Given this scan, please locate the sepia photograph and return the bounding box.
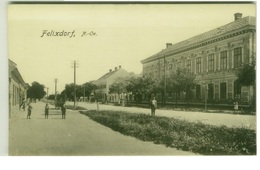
[7,1,256,157]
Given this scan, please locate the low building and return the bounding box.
[141,13,256,106]
[93,66,129,103]
[9,59,28,118]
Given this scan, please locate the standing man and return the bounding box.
[45,103,49,119]
[61,103,66,119]
[150,97,157,116]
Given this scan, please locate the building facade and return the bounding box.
[141,13,256,105]
[9,59,28,118]
[93,66,130,103]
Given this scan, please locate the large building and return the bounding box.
[9,59,28,118]
[141,13,256,106]
[93,65,130,103]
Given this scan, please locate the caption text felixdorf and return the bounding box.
[40,30,97,38]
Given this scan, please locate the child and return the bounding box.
[27,103,33,119]
[45,103,49,119]
[150,97,157,116]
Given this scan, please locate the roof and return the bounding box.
[93,68,128,84]
[141,16,256,63]
[9,59,27,87]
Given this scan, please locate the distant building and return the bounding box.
[141,13,256,106]
[93,66,129,103]
[9,59,28,118]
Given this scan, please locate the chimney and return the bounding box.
[234,13,242,21]
[115,67,118,70]
[109,69,112,72]
[119,65,121,69]
[166,43,172,48]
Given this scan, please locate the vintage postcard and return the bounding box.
[7,2,256,157]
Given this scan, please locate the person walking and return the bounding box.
[45,103,49,119]
[61,103,66,119]
[27,103,33,119]
[150,97,157,116]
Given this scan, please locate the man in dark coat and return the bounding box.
[61,103,66,119]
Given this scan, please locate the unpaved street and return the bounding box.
[9,102,196,156]
[73,101,256,130]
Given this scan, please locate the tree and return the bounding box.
[108,75,157,103]
[61,82,97,102]
[82,81,97,100]
[62,83,81,101]
[27,81,46,101]
[167,68,196,107]
[236,54,256,109]
[127,76,157,102]
[236,55,256,87]
[109,76,133,103]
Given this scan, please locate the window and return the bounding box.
[234,79,241,99]
[234,47,242,68]
[196,84,201,99]
[220,82,227,99]
[186,60,191,71]
[169,64,173,70]
[196,57,201,73]
[177,62,182,68]
[208,54,214,71]
[208,83,214,100]
[220,51,227,70]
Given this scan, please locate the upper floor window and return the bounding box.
[169,64,173,70]
[196,57,201,73]
[177,62,182,68]
[220,51,227,70]
[234,47,242,68]
[208,54,214,72]
[186,60,191,71]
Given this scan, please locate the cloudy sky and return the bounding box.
[8,3,255,94]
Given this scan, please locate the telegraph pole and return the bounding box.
[163,54,166,107]
[54,78,58,101]
[71,61,79,109]
[205,84,208,111]
[47,87,49,98]
[83,84,85,102]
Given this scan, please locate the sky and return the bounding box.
[8,3,256,95]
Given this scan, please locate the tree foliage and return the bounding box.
[27,81,46,100]
[236,55,256,87]
[82,81,97,98]
[61,82,97,101]
[167,68,196,100]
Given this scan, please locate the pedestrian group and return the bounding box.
[24,102,66,119]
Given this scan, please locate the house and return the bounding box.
[93,66,129,103]
[9,59,28,118]
[141,13,256,106]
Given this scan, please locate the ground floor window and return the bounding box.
[220,82,227,99]
[208,83,214,100]
[234,79,242,100]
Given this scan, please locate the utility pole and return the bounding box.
[83,84,85,102]
[47,87,49,99]
[205,84,208,111]
[71,61,79,109]
[54,79,58,101]
[163,54,166,107]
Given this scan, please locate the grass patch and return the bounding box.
[80,110,256,155]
